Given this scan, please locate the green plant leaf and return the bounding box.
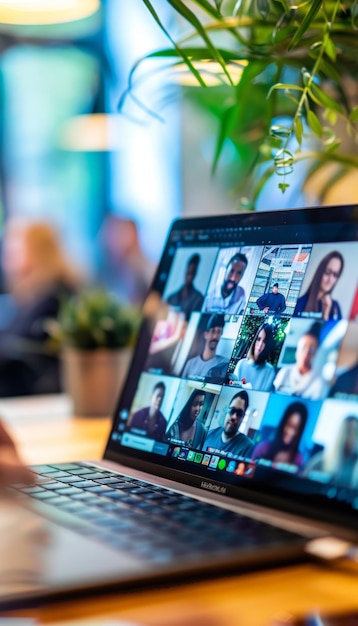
[212,104,237,174]
[288,0,323,50]
[184,0,222,19]
[307,110,323,137]
[273,7,296,40]
[270,125,291,139]
[325,36,337,62]
[257,0,270,20]
[310,83,344,113]
[278,182,290,192]
[267,83,304,99]
[141,0,207,87]
[167,0,234,85]
[318,58,341,84]
[294,116,303,145]
[350,105,358,122]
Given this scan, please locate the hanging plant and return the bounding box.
[120,0,358,209]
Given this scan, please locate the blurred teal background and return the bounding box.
[0,0,182,302]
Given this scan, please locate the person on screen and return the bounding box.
[166,389,207,448]
[273,322,327,400]
[329,361,358,397]
[181,314,229,382]
[256,283,286,315]
[233,323,276,392]
[204,252,248,315]
[166,254,204,321]
[146,310,187,374]
[203,391,254,458]
[304,415,358,488]
[128,382,167,441]
[293,251,344,320]
[252,401,307,469]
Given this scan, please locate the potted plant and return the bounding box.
[123,0,358,209]
[48,289,139,417]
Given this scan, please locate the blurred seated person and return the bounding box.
[0,218,82,397]
[98,215,155,306]
[166,254,204,321]
[304,415,358,488]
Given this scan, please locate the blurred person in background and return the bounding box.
[97,215,156,306]
[0,218,82,397]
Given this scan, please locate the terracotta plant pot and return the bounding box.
[61,347,132,417]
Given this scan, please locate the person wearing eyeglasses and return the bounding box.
[293,251,344,321]
[203,391,253,457]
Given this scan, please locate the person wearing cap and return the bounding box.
[273,322,328,400]
[181,314,229,382]
[204,253,248,315]
[256,283,286,314]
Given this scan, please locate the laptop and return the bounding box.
[3,204,358,609]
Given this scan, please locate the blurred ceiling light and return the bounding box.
[59,114,125,151]
[0,0,100,25]
[172,60,248,87]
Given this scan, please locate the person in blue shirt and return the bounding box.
[256,283,286,315]
[203,390,254,458]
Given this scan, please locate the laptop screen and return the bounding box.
[107,205,358,526]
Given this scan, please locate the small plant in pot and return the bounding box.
[48,289,139,417]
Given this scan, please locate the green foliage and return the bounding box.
[123,0,358,206]
[47,290,139,351]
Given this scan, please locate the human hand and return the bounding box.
[0,419,33,488]
[320,294,332,320]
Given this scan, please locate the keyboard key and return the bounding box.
[33,466,304,565]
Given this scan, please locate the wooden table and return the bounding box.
[1,395,358,626]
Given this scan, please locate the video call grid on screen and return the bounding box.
[112,210,358,505]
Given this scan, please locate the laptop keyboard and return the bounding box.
[13,463,304,564]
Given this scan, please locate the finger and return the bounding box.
[0,448,34,487]
[0,419,18,450]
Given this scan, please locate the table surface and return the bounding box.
[1,394,358,626]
